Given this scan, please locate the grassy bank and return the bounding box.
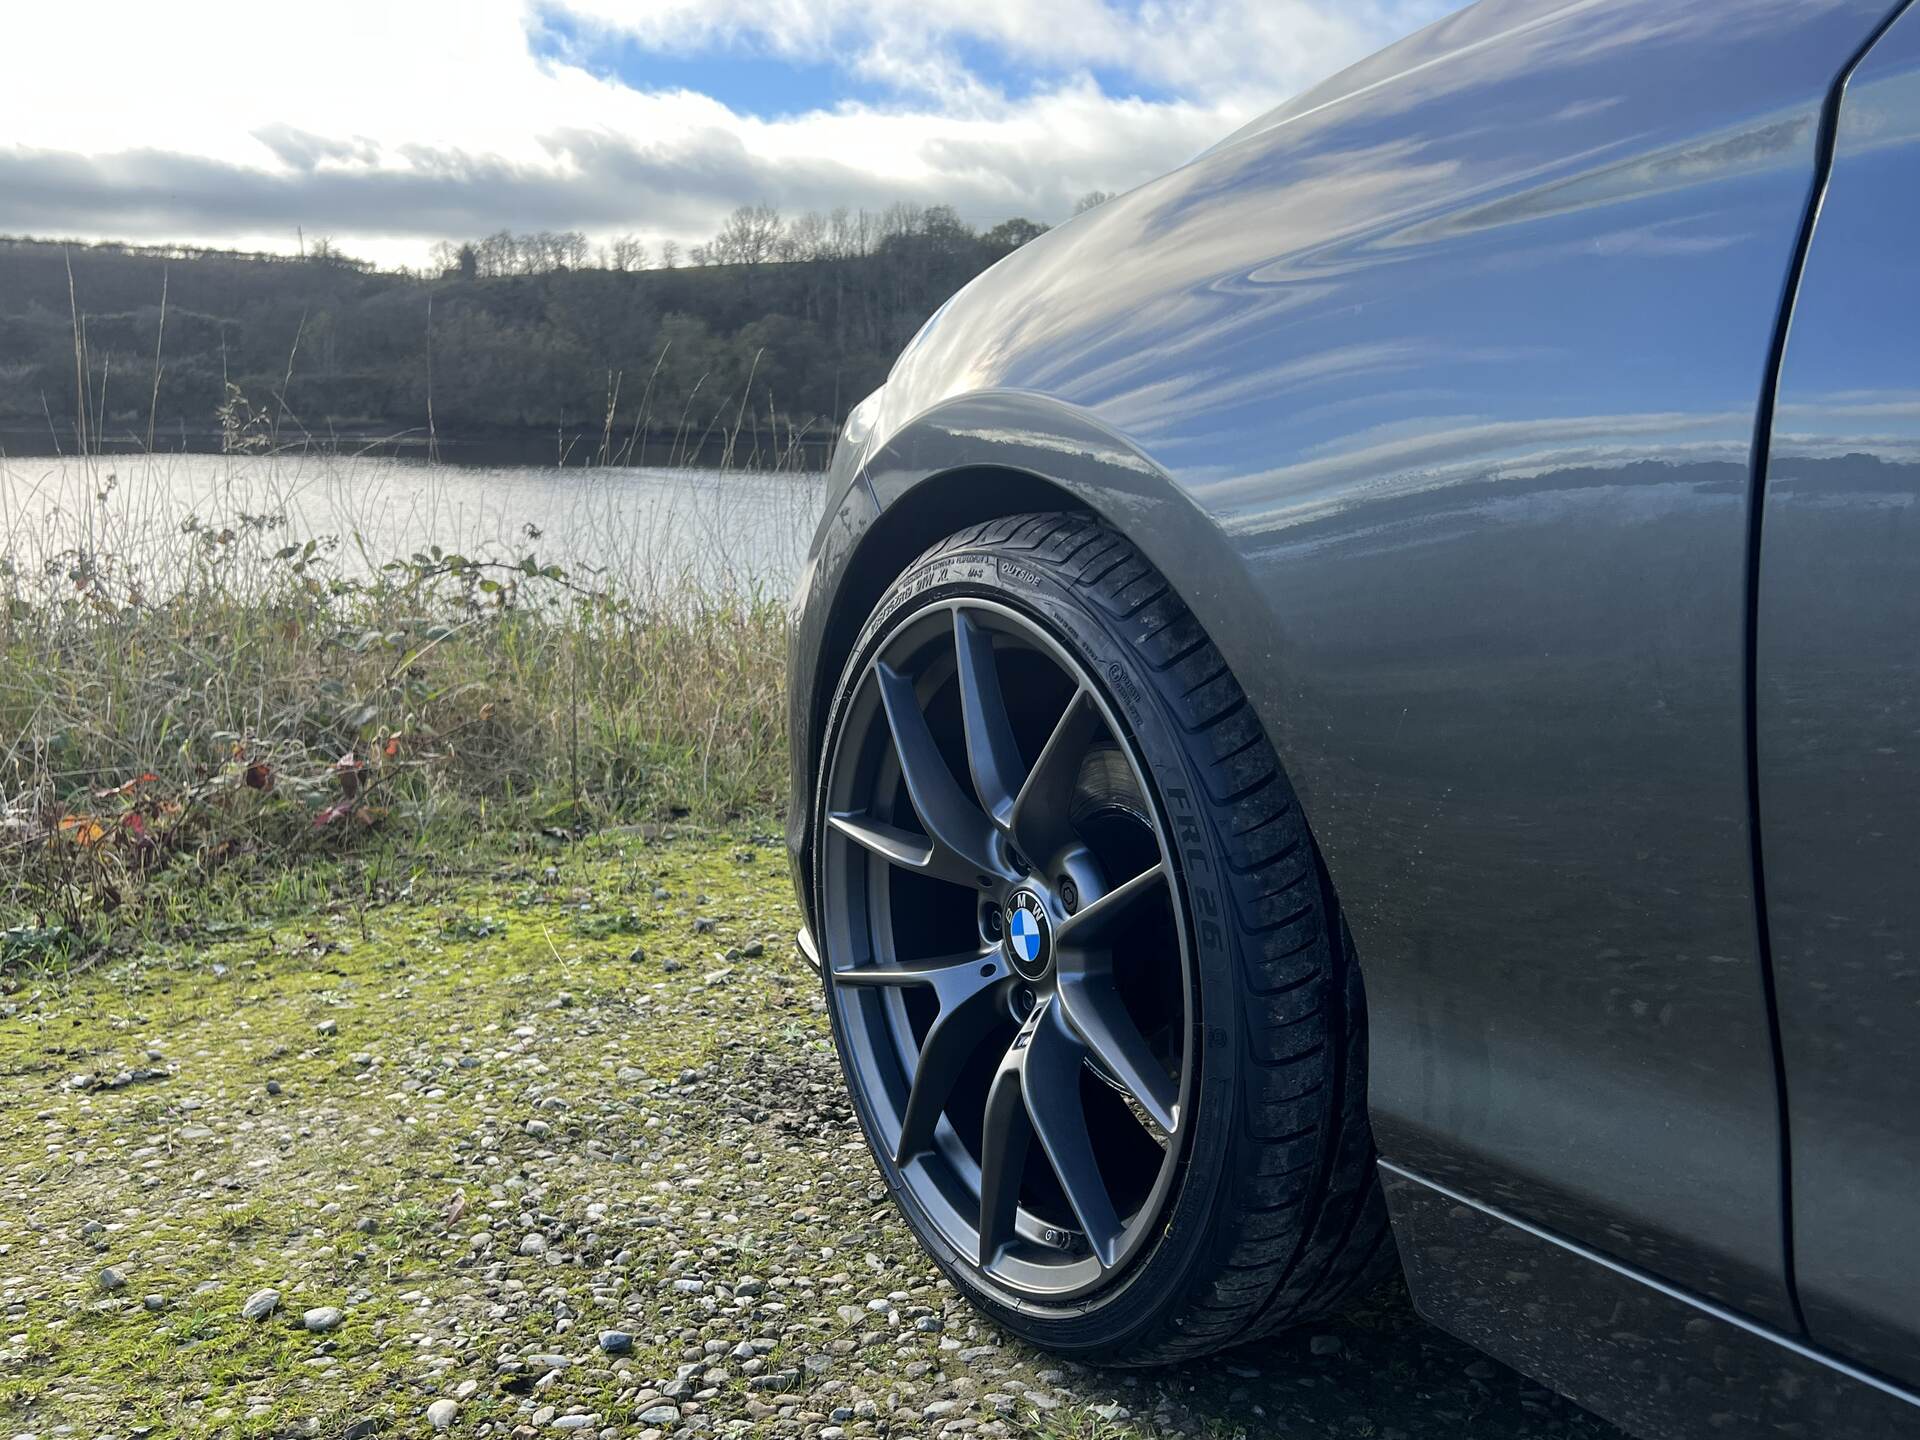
[0,453,792,962]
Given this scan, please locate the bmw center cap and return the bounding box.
[1005,890,1053,978]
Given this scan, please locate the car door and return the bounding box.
[1757,0,1920,1389]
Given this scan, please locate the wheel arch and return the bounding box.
[799,389,1322,939]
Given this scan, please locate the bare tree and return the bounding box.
[605,234,649,272]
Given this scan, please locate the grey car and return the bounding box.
[784,1,1920,1436]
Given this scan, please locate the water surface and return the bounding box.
[0,452,823,596]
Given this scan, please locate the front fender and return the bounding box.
[784,390,1292,948]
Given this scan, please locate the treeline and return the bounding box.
[0,200,1070,463]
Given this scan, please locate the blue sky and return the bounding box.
[0,0,1456,267]
[528,8,1185,119]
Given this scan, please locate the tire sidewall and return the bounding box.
[812,534,1246,1353]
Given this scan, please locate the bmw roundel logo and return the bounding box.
[1004,889,1052,978]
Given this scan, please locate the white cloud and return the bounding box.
[0,0,1453,268]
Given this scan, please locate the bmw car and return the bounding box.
[785,1,1920,1436]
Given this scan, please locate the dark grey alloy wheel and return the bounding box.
[811,513,1397,1362]
[822,594,1191,1298]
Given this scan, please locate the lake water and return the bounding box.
[0,452,825,597]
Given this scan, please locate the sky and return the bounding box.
[0,0,1457,270]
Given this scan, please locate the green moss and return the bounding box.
[0,827,813,1439]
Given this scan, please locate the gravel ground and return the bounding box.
[0,830,1627,1440]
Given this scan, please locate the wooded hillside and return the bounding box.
[0,204,1054,458]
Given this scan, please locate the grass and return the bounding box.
[0,442,799,962]
[0,828,818,1439]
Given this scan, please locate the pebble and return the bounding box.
[426,1398,459,1430]
[598,1330,633,1355]
[303,1306,345,1333]
[97,1267,127,1292]
[240,1288,280,1321]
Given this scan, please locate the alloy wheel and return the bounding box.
[819,598,1194,1300]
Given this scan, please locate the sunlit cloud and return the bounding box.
[0,0,1454,268]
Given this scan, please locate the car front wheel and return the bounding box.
[811,511,1395,1362]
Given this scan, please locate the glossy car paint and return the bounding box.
[784,0,1920,1431]
[1381,1166,1920,1438]
[1757,2,1920,1390]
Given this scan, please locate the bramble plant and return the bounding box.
[0,459,791,966]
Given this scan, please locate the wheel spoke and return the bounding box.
[977,1038,1032,1267]
[1008,688,1103,865]
[830,948,1001,994]
[1022,1000,1125,1269]
[896,979,1004,1164]
[952,608,1027,827]
[875,660,1007,885]
[1056,974,1178,1137]
[1055,861,1169,952]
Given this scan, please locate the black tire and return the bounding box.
[812,511,1398,1362]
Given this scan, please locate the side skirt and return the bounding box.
[1380,1162,1920,1440]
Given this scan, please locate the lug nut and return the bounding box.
[1059,878,1079,914]
[981,904,1004,941]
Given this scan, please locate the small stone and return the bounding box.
[692,917,717,934]
[241,1288,281,1321]
[598,1331,633,1355]
[265,1079,282,1096]
[143,1294,166,1311]
[525,1119,552,1139]
[303,1307,345,1333]
[519,1234,548,1256]
[426,1398,459,1430]
[97,1267,127,1292]
[626,944,646,963]
[742,941,765,958]
[637,1406,678,1426]
[316,1019,338,1037]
